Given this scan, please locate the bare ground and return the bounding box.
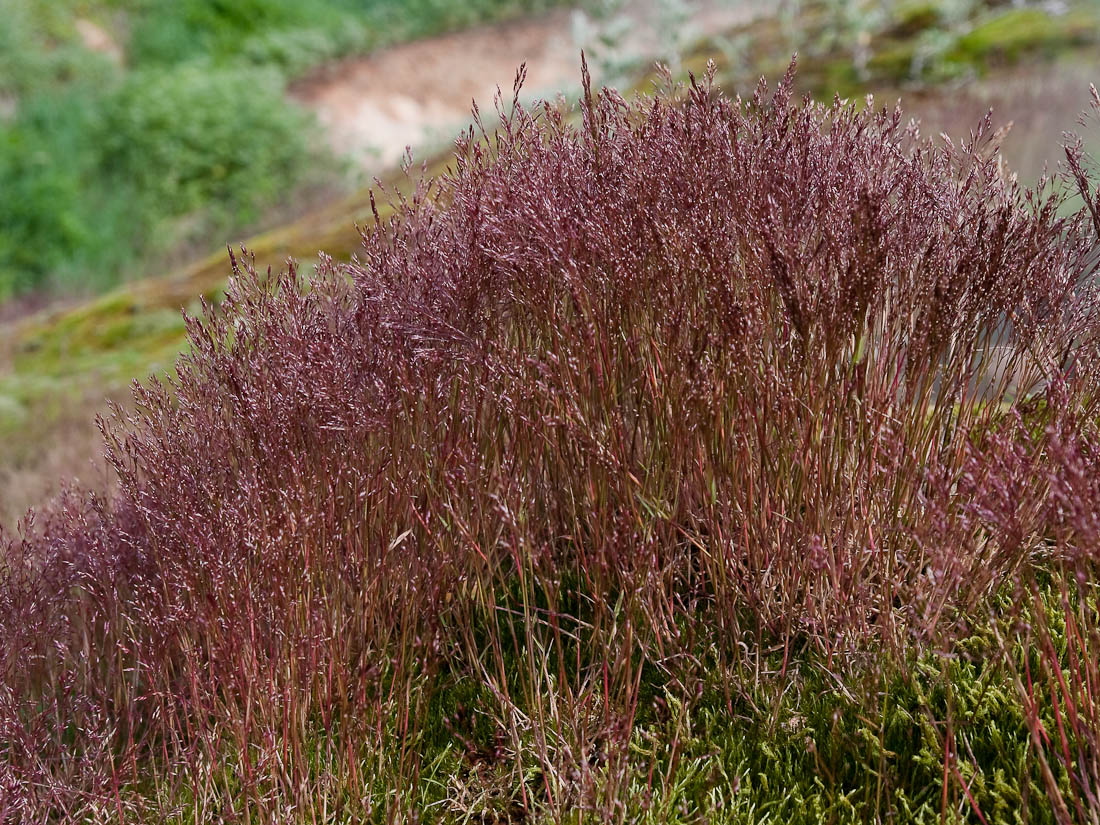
[290,1,765,172]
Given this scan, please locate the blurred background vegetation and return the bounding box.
[0,0,565,301]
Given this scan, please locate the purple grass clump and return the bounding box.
[1,61,1099,820]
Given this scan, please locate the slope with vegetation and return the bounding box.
[1,61,1099,822]
[0,0,566,300]
[675,0,1100,98]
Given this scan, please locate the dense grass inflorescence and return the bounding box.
[2,63,1099,822]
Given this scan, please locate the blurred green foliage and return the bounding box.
[0,0,565,300]
[126,0,564,68]
[0,65,312,296]
[100,66,311,229]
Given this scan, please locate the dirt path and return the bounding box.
[291,1,764,172]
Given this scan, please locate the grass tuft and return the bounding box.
[1,63,1099,822]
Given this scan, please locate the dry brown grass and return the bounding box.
[0,394,117,530]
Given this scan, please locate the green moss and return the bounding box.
[708,2,1100,99]
[15,301,182,370]
[952,8,1100,64]
[349,594,1077,825]
[887,1,946,39]
[406,653,1048,823]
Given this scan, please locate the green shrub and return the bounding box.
[0,65,318,297]
[0,88,102,298]
[125,0,359,66]
[99,65,312,220]
[125,0,563,70]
